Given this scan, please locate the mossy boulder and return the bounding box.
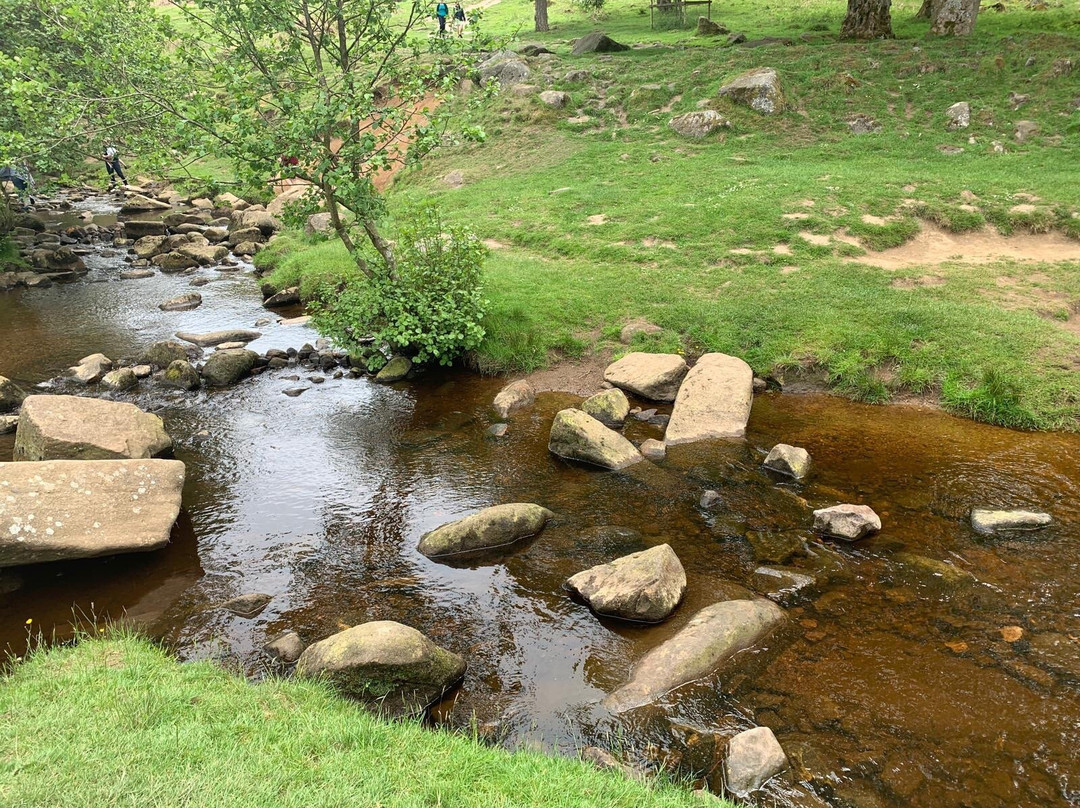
[419,503,554,558]
[375,355,412,383]
[295,621,466,714]
[139,340,195,369]
[162,360,201,391]
[763,444,811,479]
[200,349,258,387]
[581,388,630,429]
[548,408,643,470]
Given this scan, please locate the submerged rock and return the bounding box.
[970,508,1051,535]
[603,353,688,402]
[13,395,172,461]
[581,388,630,429]
[640,438,666,461]
[493,379,536,418]
[665,353,753,445]
[812,504,881,541]
[100,367,138,392]
[0,458,185,567]
[724,726,788,796]
[295,621,466,713]
[201,349,258,387]
[604,599,786,712]
[548,408,644,470]
[418,503,553,558]
[158,292,202,312]
[566,544,686,623]
[220,592,272,618]
[176,329,261,348]
[763,444,811,479]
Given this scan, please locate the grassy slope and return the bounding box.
[0,636,725,808]
[263,0,1080,429]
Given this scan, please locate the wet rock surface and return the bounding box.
[13,395,172,461]
[419,503,554,558]
[549,408,644,469]
[566,543,686,622]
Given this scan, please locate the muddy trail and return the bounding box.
[2,194,1080,808]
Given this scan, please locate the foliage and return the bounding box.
[311,205,487,366]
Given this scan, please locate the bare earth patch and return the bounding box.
[586,214,608,226]
[853,224,1080,269]
[642,237,677,249]
[525,351,612,396]
[799,231,831,246]
[483,239,509,250]
[773,244,793,255]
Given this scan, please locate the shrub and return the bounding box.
[312,205,487,367]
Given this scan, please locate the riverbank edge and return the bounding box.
[0,634,730,808]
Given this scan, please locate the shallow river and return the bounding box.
[2,197,1079,808]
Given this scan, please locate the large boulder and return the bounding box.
[176,329,261,347]
[571,32,630,56]
[0,376,28,412]
[295,621,466,713]
[375,356,412,383]
[179,243,229,266]
[603,353,688,402]
[604,599,786,712]
[548,408,644,470]
[718,67,785,115]
[479,56,531,87]
[263,287,301,308]
[581,388,630,429]
[539,90,571,108]
[566,544,686,623]
[13,395,172,461]
[418,503,553,558]
[231,209,281,236]
[122,220,167,239]
[669,110,731,138]
[763,444,811,479]
[69,353,113,384]
[665,353,753,444]
[132,235,167,259]
[140,340,195,368]
[724,727,788,796]
[493,379,536,418]
[812,504,880,541]
[0,459,185,568]
[200,349,258,387]
[696,16,729,35]
[970,508,1052,535]
[151,252,198,273]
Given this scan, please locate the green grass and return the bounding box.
[0,635,726,808]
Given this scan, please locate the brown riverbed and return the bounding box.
[2,197,1079,808]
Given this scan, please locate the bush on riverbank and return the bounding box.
[0,635,723,808]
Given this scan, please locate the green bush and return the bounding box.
[312,205,488,367]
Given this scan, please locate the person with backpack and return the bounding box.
[103,144,127,188]
[453,3,467,36]
[435,1,449,35]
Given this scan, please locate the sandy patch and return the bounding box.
[483,239,509,250]
[780,265,800,274]
[799,231,831,246]
[643,237,677,249]
[853,224,1080,269]
[861,215,890,226]
[525,352,612,396]
[729,247,756,255]
[772,244,793,255]
[586,214,608,225]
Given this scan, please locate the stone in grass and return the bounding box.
[14,395,172,461]
[724,726,788,796]
[264,631,304,664]
[669,110,731,139]
[493,379,536,418]
[696,16,729,36]
[945,101,970,130]
[375,355,412,383]
[763,444,811,479]
[566,544,686,623]
[539,90,570,108]
[581,388,630,429]
[295,621,466,714]
[571,31,630,56]
[548,408,644,470]
[718,67,785,115]
[812,504,881,541]
[970,508,1051,535]
[418,503,554,558]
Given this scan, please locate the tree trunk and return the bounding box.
[534,0,549,32]
[915,0,933,19]
[840,0,894,39]
[930,0,978,35]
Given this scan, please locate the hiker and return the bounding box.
[0,164,35,207]
[435,1,449,35]
[103,144,127,187]
[453,3,467,36]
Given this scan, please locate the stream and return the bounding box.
[2,195,1079,808]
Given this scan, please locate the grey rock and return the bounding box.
[700,489,722,509]
[419,503,553,558]
[161,360,201,391]
[724,726,788,796]
[140,340,195,368]
[812,504,881,541]
[480,56,531,87]
[666,353,754,444]
[486,423,509,438]
[640,438,666,461]
[604,352,688,402]
[263,287,301,308]
[201,349,258,387]
[0,375,28,412]
[264,631,305,663]
[669,110,731,138]
[159,292,203,312]
[945,101,971,130]
[100,368,138,392]
[176,329,261,347]
[69,353,113,384]
[0,415,19,435]
[539,90,571,108]
[581,388,630,429]
[493,379,536,418]
[571,32,629,56]
[1015,120,1039,142]
[763,444,811,479]
[548,408,644,470]
[566,544,686,622]
[718,67,785,115]
[220,592,272,618]
[119,268,155,280]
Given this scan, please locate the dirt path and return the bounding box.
[853,223,1080,269]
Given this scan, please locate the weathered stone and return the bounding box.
[669,110,731,138]
[566,544,686,623]
[812,504,881,541]
[751,565,817,604]
[640,438,666,461]
[604,353,688,402]
[232,241,261,256]
[231,209,281,236]
[122,220,167,239]
[119,268,155,280]
[539,90,571,108]
[571,31,629,56]
[140,340,195,368]
[159,293,203,312]
[264,630,305,663]
[548,408,644,470]
[724,726,788,796]
[13,395,172,461]
[945,101,970,130]
[443,170,466,189]
[846,113,881,135]
[696,16,729,36]
[176,329,261,347]
[305,213,333,236]
[220,592,272,618]
[581,388,630,429]
[200,349,258,387]
[604,599,787,712]
[0,376,28,412]
[665,353,754,445]
[479,56,531,87]
[100,368,138,392]
[151,252,198,272]
[1015,120,1039,142]
[204,226,229,243]
[120,194,170,212]
[493,379,536,418]
[263,287,301,308]
[0,458,185,567]
[375,356,412,383]
[970,508,1051,534]
[418,503,553,558]
[295,621,466,712]
[69,353,113,384]
[763,444,811,479]
[132,235,167,259]
[718,68,785,115]
[179,243,229,266]
[619,320,662,344]
[161,360,201,391]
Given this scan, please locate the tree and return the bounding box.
[840,0,894,39]
[929,0,979,35]
[535,0,549,32]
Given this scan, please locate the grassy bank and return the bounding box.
[0,635,723,807]
[260,0,1080,429]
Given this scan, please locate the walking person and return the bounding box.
[435,0,449,35]
[0,164,35,208]
[453,3,467,36]
[103,144,127,188]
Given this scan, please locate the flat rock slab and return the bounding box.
[549,408,644,470]
[665,353,754,445]
[419,503,553,558]
[176,329,261,347]
[971,508,1052,534]
[566,543,686,623]
[0,459,185,567]
[604,353,688,402]
[604,598,786,712]
[13,395,172,461]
